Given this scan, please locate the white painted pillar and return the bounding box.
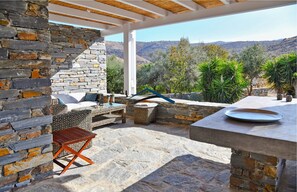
[123,25,136,96]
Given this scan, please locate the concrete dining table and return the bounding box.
[190,96,297,191]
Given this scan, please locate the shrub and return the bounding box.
[198,58,247,103]
[263,53,297,97]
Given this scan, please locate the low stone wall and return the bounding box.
[0,1,53,190]
[161,89,269,102]
[163,92,203,101]
[50,24,106,94]
[116,96,228,126]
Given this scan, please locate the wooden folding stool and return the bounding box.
[53,127,96,175]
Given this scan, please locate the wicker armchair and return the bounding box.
[51,103,93,157]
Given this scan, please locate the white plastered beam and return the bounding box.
[101,1,295,36]
[49,14,107,29]
[117,0,171,17]
[48,4,124,26]
[171,0,201,11]
[220,0,231,5]
[59,0,146,22]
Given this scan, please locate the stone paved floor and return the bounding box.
[17,120,296,192]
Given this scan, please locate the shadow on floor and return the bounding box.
[16,174,81,192]
[52,156,93,176]
[122,154,231,192]
[96,120,189,138]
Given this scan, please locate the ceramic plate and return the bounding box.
[225,108,282,122]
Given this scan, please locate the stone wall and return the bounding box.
[116,96,228,125]
[0,0,53,191]
[244,88,269,97]
[230,149,285,191]
[50,24,106,94]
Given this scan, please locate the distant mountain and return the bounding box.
[266,36,297,56]
[106,36,297,64]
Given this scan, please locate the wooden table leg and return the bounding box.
[64,145,94,164]
[54,138,94,175]
[53,145,65,159]
[122,108,126,123]
[59,138,93,175]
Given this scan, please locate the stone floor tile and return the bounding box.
[16,120,296,192]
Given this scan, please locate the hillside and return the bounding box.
[106,36,297,64]
[266,36,297,56]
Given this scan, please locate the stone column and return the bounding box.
[0,0,53,191]
[230,149,285,192]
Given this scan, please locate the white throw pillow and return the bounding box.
[69,92,86,102]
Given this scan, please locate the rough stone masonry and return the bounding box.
[50,24,106,94]
[0,0,53,190]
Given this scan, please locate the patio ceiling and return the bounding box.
[48,0,296,96]
[48,0,296,37]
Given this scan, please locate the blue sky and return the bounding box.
[106,4,297,43]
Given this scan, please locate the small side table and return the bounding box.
[53,127,97,175]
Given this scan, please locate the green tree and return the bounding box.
[202,44,229,60]
[106,55,124,93]
[263,53,297,97]
[239,44,266,95]
[198,58,247,103]
[164,38,199,94]
[137,51,167,93]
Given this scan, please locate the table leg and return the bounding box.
[122,108,126,123]
[54,138,94,175]
[60,138,93,175]
[53,144,64,159]
[230,149,285,192]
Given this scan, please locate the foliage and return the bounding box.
[163,38,200,94]
[202,44,229,60]
[137,38,206,94]
[137,51,168,93]
[106,55,124,93]
[198,58,247,103]
[238,44,266,95]
[263,53,297,96]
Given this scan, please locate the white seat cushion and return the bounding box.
[78,101,98,107]
[65,101,97,111]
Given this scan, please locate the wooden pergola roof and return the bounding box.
[48,0,295,36]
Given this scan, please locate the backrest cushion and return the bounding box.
[52,94,79,104]
[84,93,98,101]
[69,92,86,102]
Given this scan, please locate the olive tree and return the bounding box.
[164,38,200,93]
[239,44,266,95]
[106,55,124,93]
